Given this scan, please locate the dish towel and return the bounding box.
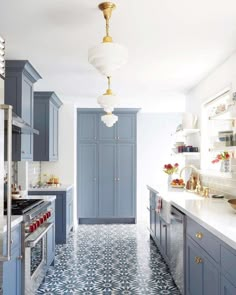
[156,197,162,213]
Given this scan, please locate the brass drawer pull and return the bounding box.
[196,232,203,239]
[195,256,203,264]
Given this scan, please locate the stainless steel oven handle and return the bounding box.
[25,223,53,248]
[0,105,12,262]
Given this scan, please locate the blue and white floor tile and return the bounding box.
[37,224,180,295]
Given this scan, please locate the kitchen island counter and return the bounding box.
[1,215,23,232]
[28,185,73,192]
[147,184,236,250]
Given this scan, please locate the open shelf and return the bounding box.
[174,129,200,136]
[199,170,234,179]
[209,105,236,121]
[209,146,236,152]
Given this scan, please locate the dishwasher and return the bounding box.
[170,205,185,295]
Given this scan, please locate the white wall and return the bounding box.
[186,50,236,198]
[137,112,182,224]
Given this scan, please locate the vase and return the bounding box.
[220,160,230,173]
[168,174,173,187]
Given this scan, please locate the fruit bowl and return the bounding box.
[170,178,185,188]
[228,199,236,211]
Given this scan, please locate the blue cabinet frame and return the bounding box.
[5,60,42,161]
[77,108,138,224]
[33,92,62,161]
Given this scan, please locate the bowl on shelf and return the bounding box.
[228,199,236,211]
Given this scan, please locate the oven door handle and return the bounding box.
[25,223,53,248]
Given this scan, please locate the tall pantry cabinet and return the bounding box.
[77,109,138,224]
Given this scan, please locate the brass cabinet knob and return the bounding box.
[196,232,203,239]
[195,256,203,264]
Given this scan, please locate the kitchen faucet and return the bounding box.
[179,164,203,195]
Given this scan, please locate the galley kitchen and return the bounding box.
[0,1,236,294]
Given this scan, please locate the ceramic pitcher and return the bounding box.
[182,113,198,129]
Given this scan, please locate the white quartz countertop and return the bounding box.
[24,195,56,202]
[28,184,73,192]
[1,216,23,232]
[147,184,236,250]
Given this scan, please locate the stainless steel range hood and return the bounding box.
[5,111,39,135]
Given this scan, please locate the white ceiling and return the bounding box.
[1,0,236,109]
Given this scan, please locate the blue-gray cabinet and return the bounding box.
[3,224,22,295]
[28,188,73,244]
[5,60,41,161]
[33,92,62,161]
[186,236,219,295]
[77,109,138,224]
[186,216,236,295]
[221,276,236,295]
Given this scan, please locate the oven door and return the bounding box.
[25,223,53,294]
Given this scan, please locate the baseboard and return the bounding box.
[78,218,136,224]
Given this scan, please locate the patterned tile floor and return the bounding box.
[37,224,181,295]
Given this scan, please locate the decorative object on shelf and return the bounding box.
[101,112,118,127]
[212,151,231,172]
[170,178,185,188]
[97,76,119,113]
[88,2,128,77]
[182,113,198,129]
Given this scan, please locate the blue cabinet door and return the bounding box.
[66,188,73,234]
[78,113,97,141]
[98,143,116,217]
[186,237,219,295]
[221,275,236,295]
[155,211,161,244]
[116,113,136,142]
[78,144,97,218]
[116,144,135,217]
[53,105,58,159]
[3,247,21,295]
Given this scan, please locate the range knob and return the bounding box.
[36,220,40,227]
[43,213,48,221]
[40,217,44,224]
[29,224,36,232]
[33,222,38,230]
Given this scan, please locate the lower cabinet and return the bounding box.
[186,236,220,295]
[29,188,73,244]
[3,224,22,295]
[149,191,156,236]
[221,276,236,295]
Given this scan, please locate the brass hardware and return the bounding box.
[195,256,203,264]
[195,232,203,239]
[203,187,210,198]
[17,255,23,260]
[103,77,114,96]
[10,240,13,245]
[98,2,116,43]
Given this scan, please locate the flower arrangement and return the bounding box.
[212,151,230,164]
[163,163,179,175]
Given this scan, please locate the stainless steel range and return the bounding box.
[5,199,53,295]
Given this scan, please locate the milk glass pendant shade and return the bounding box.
[101,113,118,127]
[97,76,119,113]
[88,43,128,77]
[88,2,128,76]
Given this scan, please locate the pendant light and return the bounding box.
[88,2,128,76]
[97,76,119,113]
[101,112,118,127]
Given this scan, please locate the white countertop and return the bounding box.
[28,184,73,192]
[24,195,56,202]
[1,216,23,232]
[147,184,236,250]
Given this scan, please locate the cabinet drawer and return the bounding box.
[186,217,220,263]
[221,245,236,283]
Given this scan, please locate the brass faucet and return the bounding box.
[179,165,203,195]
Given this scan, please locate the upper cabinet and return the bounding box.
[5,60,42,161]
[33,92,62,161]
